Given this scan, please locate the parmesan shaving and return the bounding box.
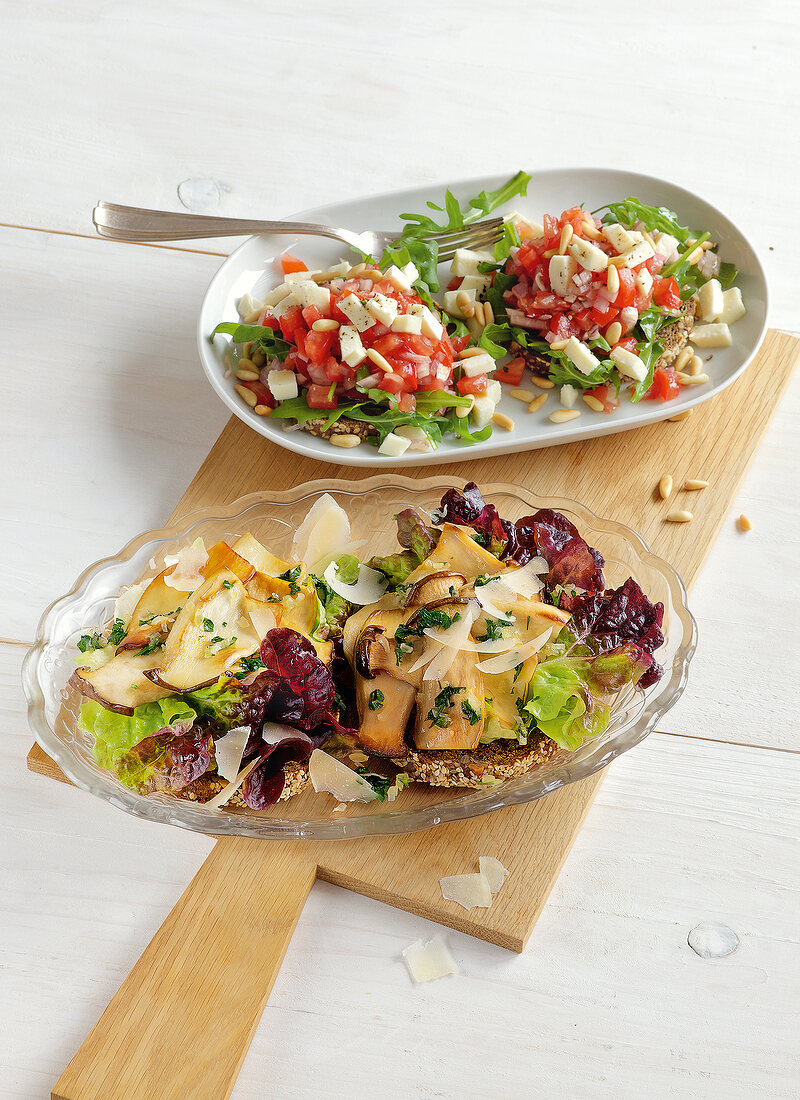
[402,936,459,983]
[308,749,378,802]
[479,856,509,893]
[475,630,551,674]
[291,494,351,568]
[500,559,547,599]
[439,872,493,910]
[261,723,311,746]
[420,604,478,682]
[474,579,517,622]
[204,754,261,811]
[213,725,250,782]
[323,560,388,606]
[163,538,208,591]
[249,605,277,639]
[113,580,149,628]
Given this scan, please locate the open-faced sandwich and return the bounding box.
[213,174,746,452]
[71,485,666,811]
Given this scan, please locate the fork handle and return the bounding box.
[92,202,355,244]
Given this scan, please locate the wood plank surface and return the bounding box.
[37,330,798,1098]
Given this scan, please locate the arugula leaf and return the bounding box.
[212,321,291,360]
[629,339,664,403]
[593,197,692,243]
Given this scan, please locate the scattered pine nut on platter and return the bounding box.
[527,394,548,413]
[510,388,537,402]
[658,475,673,500]
[738,513,753,531]
[549,408,581,424]
[666,510,693,523]
[683,479,709,491]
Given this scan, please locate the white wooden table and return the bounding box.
[2,3,798,1097]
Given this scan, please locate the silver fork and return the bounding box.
[92,202,505,264]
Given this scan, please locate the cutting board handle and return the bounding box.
[52,837,317,1100]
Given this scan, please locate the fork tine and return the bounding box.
[437,226,505,265]
[383,215,504,249]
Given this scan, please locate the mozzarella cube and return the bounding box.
[236,293,264,319]
[392,313,423,335]
[365,292,398,326]
[697,278,725,322]
[283,268,320,283]
[444,288,476,319]
[569,237,608,273]
[485,379,502,403]
[602,223,638,253]
[270,293,297,320]
[471,393,498,428]
[610,345,647,382]
[339,325,367,367]
[395,425,432,450]
[461,352,497,377]
[636,268,653,297]
[564,336,600,376]
[408,303,444,341]
[619,240,655,268]
[378,432,412,457]
[458,274,491,294]
[451,248,494,276]
[383,265,414,293]
[718,286,746,325]
[401,261,419,285]
[549,254,578,297]
[266,369,298,401]
[291,280,331,311]
[653,232,680,262]
[560,384,579,408]
[338,293,376,332]
[691,322,732,348]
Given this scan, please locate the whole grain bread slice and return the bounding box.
[398,735,560,789]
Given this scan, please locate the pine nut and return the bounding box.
[668,409,694,422]
[688,354,704,377]
[254,404,272,416]
[349,262,367,276]
[330,433,362,448]
[366,348,394,373]
[607,254,628,267]
[492,412,515,431]
[362,268,385,281]
[473,301,486,326]
[558,224,573,253]
[238,357,256,371]
[242,341,253,355]
[583,394,605,413]
[683,479,709,491]
[605,320,622,345]
[250,348,266,367]
[457,289,475,317]
[582,220,603,240]
[531,376,555,389]
[549,339,569,351]
[235,368,260,381]
[528,394,548,413]
[483,300,494,325]
[658,475,673,500]
[458,346,486,359]
[687,238,697,247]
[312,318,340,331]
[606,265,620,299]
[543,248,557,259]
[738,513,752,531]
[235,383,258,408]
[678,372,709,386]
[686,246,703,265]
[510,387,537,402]
[549,408,581,423]
[674,347,693,373]
[311,268,349,283]
[642,231,657,249]
[666,510,693,523]
[701,240,716,250]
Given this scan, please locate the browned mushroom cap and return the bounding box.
[405,595,472,633]
[404,571,467,607]
[355,626,391,679]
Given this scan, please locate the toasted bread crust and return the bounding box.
[300,417,377,441]
[168,760,309,807]
[398,735,560,788]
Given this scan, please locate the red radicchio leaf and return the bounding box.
[259,627,335,730]
[432,483,513,556]
[242,736,314,809]
[566,578,665,685]
[395,508,438,559]
[121,722,212,793]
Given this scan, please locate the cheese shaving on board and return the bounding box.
[475,629,551,674]
[439,872,493,910]
[402,937,460,983]
[479,856,509,893]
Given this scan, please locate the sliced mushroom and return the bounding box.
[405,523,506,585]
[354,672,416,757]
[71,650,172,715]
[413,650,485,751]
[405,571,466,607]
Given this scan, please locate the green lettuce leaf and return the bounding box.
[79,697,197,771]
[211,321,291,360]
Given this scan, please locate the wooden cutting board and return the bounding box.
[30,330,797,1100]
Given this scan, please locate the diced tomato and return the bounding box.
[241,380,274,408]
[584,384,619,414]
[456,373,488,395]
[401,334,436,356]
[541,213,560,249]
[611,267,636,309]
[374,372,406,395]
[591,304,619,327]
[643,367,681,402]
[301,305,324,327]
[319,355,349,383]
[278,305,305,343]
[616,336,639,354]
[258,313,280,331]
[417,375,448,391]
[560,206,586,235]
[370,333,405,358]
[306,383,337,409]
[447,276,464,291]
[451,334,470,354]
[398,392,416,412]
[304,329,336,366]
[652,275,682,311]
[494,356,525,386]
[280,252,307,274]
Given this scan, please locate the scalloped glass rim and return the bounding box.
[22,477,697,840]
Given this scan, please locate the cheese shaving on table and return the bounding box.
[439,872,493,910]
[402,937,460,984]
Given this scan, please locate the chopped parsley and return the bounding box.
[394,607,461,663]
[278,565,303,595]
[234,653,265,679]
[461,699,481,724]
[477,618,505,641]
[77,631,104,653]
[355,770,393,801]
[368,689,385,711]
[202,618,215,632]
[472,532,488,548]
[107,618,127,646]
[426,684,462,728]
[139,634,165,656]
[222,579,233,589]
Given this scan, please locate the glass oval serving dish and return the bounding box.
[22,477,696,840]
